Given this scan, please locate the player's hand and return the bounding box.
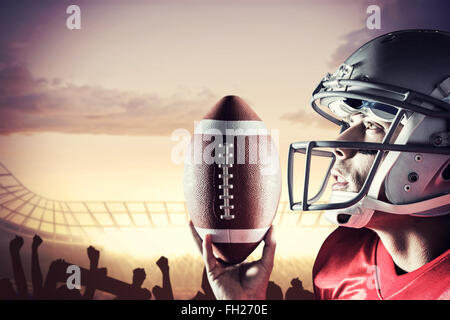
[189,221,276,300]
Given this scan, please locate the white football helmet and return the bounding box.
[288,30,450,228]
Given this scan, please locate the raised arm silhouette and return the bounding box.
[83,245,106,300]
[31,235,43,298]
[152,256,174,300]
[43,258,70,299]
[9,235,28,299]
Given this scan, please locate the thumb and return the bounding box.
[260,226,276,272]
[202,234,219,273]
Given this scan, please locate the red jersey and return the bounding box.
[313,227,450,300]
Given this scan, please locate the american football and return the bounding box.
[183,95,282,264]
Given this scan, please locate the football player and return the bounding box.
[190,29,450,300]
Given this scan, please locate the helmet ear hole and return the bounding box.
[442,163,450,180]
[337,214,351,224]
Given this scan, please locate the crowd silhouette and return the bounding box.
[0,234,315,300]
[284,277,315,300]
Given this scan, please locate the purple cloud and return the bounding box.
[0,64,218,136]
[328,0,450,68]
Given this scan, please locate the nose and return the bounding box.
[332,124,362,160]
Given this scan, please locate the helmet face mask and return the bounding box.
[288,30,450,228]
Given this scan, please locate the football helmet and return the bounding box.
[288,30,450,228]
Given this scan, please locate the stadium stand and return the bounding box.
[0,161,333,244]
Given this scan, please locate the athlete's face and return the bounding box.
[331,113,392,193]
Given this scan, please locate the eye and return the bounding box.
[364,120,383,131]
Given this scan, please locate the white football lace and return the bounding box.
[218,142,235,220]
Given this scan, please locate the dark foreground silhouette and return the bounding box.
[0,234,314,300]
[285,277,315,300]
[0,235,169,299]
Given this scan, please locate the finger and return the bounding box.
[202,234,218,273]
[189,220,203,254]
[260,226,276,272]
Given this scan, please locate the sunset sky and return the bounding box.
[1,0,449,202]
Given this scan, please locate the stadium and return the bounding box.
[0,161,335,299]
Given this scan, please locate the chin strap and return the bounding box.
[324,191,450,228]
[324,191,374,228]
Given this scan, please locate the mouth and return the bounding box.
[331,170,349,191]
